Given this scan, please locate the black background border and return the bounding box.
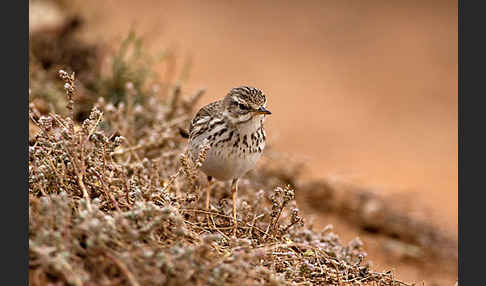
[1,0,29,285]
[459,0,483,285]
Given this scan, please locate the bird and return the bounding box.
[187,86,271,236]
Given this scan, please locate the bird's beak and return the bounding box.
[254,106,272,115]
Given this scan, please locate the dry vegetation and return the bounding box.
[29,5,456,285]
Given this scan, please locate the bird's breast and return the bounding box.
[190,125,266,181]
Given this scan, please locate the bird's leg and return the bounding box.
[206,176,213,227]
[231,178,239,237]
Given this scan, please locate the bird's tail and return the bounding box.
[179,128,190,139]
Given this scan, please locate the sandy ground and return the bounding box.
[76,0,457,283]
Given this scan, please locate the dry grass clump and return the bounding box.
[30,8,164,124]
[298,180,458,263]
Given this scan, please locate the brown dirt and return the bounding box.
[73,0,458,284]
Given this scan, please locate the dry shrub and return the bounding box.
[298,179,458,263]
[29,29,416,285]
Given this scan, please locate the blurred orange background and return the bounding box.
[79,0,457,243]
[78,0,457,238]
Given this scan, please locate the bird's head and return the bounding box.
[223,86,271,125]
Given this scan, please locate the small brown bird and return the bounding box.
[187,86,271,236]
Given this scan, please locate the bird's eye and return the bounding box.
[238,103,249,110]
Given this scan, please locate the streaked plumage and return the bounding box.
[186,86,271,236]
[188,86,269,181]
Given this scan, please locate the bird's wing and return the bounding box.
[189,100,223,140]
